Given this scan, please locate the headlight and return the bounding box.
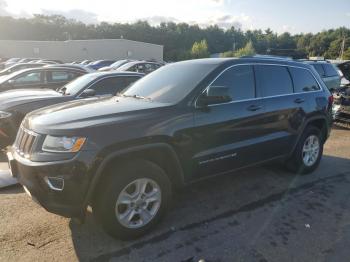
[0,111,11,119]
[42,135,86,153]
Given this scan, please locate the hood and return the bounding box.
[25,96,171,133]
[337,62,350,81]
[0,89,63,110]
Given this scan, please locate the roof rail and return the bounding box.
[241,54,293,61]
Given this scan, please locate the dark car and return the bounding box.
[116,61,162,74]
[87,60,116,70]
[0,71,143,148]
[0,63,48,76]
[7,58,333,240]
[304,60,341,91]
[0,67,86,93]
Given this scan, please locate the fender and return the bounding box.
[83,142,185,206]
[288,115,330,157]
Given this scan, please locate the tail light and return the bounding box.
[328,95,334,106]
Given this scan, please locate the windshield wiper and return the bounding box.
[118,94,151,100]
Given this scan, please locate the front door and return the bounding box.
[190,65,269,179]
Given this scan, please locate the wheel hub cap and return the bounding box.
[115,178,162,229]
[302,135,320,167]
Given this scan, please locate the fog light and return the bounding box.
[44,177,64,191]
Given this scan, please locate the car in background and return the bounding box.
[87,60,116,70]
[0,71,143,148]
[0,66,86,93]
[0,63,48,76]
[0,58,21,69]
[17,58,40,63]
[44,64,95,73]
[80,60,92,65]
[330,61,350,124]
[116,61,163,74]
[98,59,134,72]
[304,60,341,91]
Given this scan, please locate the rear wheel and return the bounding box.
[286,126,323,174]
[93,160,171,240]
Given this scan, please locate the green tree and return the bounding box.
[190,39,210,59]
[221,41,255,57]
[343,48,350,60]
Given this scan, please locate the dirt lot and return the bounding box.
[0,126,350,262]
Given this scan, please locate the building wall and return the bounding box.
[0,39,163,62]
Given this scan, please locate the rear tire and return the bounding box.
[286,126,323,174]
[93,159,172,240]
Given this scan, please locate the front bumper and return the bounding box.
[7,148,94,218]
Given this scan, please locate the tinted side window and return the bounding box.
[208,65,255,101]
[289,67,320,92]
[13,72,42,85]
[323,64,338,77]
[90,77,128,95]
[312,64,325,77]
[123,76,141,89]
[255,65,293,97]
[47,71,80,83]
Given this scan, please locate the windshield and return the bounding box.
[110,60,129,68]
[117,62,138,71]
[122,61,218,103]
[59,74,99,95]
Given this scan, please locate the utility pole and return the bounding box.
[340,36,345,60]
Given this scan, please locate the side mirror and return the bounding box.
[81,89,96,97]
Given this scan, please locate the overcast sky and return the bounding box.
[0,0,349,34]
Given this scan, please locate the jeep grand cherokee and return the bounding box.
[7,57,333,239]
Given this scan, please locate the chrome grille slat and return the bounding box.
[14,126,37,157]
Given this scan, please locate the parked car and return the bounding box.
[116,61,163,74]
[44,64,95,73]
[0,63,48,76]
[0,71,143,148]
[332,60,350,87]
[304,60,341,91]
[0,67,86,93]
[333,86,350,124]
[80,60,92,65]
[0,58,21,69]
[87,60,116,70]
[98,59,134,72]
[7,58,333,240]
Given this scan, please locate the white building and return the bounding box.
[0,39,163,62]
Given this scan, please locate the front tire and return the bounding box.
[93,160,172,240]
[286,126,323,174]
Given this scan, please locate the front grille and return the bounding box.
[14,126,38,157]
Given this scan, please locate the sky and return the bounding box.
[0,0,349,34]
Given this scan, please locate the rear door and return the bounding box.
[255,65,314,157]
[191,65,268,178]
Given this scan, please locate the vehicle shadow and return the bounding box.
[69,154,350,261]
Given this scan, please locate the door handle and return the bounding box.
[247,105,262,111]
[294,98,305,104]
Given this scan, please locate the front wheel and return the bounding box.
[93,160,172,240]
[286,126,323,174]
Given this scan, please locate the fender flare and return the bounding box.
[83,143,185,206]
[289,115,330,157]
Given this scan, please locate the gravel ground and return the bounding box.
[0,126,350,262]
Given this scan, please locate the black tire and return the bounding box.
[286,126,324,174]
[93,159,171,240]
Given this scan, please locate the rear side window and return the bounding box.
[289,67,320,92]
[208,65,255,101]
[312,64,325,77]
[323,64,339,77]
[90,77,129,95]
[255,65,293,97]
[47,71,81,83]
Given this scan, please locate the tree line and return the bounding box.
[0,14,349,61]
